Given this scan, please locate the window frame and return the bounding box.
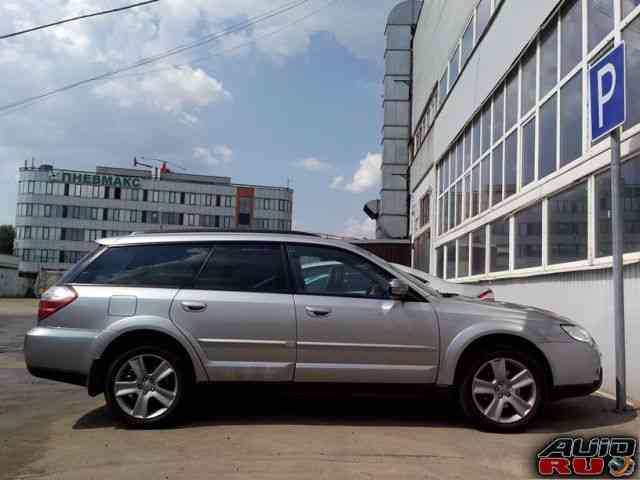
[284,243,401,301]
[67,243,214,290]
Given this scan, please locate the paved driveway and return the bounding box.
[1,299,637,479]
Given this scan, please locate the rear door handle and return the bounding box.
[305,306,332,317]
[181,301,207,313]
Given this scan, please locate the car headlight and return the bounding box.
[561,325,593,344]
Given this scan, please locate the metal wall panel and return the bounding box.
[482,264,640,401]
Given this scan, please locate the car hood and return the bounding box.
[432,294,579,343]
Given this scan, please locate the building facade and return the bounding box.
[378,0,640,400]
[15,164,293,277]
[0,254,29,297]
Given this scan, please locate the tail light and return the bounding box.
[478,289,495,301]
[38,286,77,322]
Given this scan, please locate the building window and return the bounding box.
[515,203,542,269]
[456,140,464,180]
[458,234,469,277]
[539,94,558,179]
[490,219,510,272]
[595,156,640,257]
[562,0,583,76]
[623,15,640,130]
[504,130,518,199]
[472,114,481,162]
[481,104,491,154]
[471,227,486,276]
[471,165,480,216]
[492,143,503,206]
[560,72,583,167]
[436,247,444,278]
[548,182,588,265]
[539,16,558,100]
[463,127,472,170]
[420,193,430,226]
[414,230,430,272]
[480,156,490,212]
[623,0,640,18]
[445,241,456,279]
[449,44,460,86]
[439,71,448,107]
[588,0,614,51]
[522,116,536,187]
[448,190,455,229]
[521,45,537,116]
[461,19,474,66]
[493,87,504,143]
[476,0,491,37]
[455,181,463,226]
[463,174,470,220]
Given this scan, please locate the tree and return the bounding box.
[0,225,16,255]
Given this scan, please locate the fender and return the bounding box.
[89,315,209,383]
[436,320,550,386]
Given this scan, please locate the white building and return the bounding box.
[15,164,293,278]
[0,254,29,297]
[376,0,640,401]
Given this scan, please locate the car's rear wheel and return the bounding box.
[459,347,545,432]
[104,345,192,428]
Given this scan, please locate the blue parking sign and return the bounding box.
[590,43,626,142]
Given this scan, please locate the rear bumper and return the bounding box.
[24,327,98,387]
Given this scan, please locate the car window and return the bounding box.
[194,243,287,293]
[72,244,210,287]
[287,245,393,299]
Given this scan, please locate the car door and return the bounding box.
[171,242,296,382]
[287,244,439,384]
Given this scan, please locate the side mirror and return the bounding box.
[389,279,409,299]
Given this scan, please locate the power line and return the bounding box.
[106,0,337,83]
[0,0,311,116]
[0,0,160,40]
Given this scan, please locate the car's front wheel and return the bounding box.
[459,347,545,432]
[104,345,192,428]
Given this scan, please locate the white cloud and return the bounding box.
[342,217,376,239]
[345,152,382,193]
[94,66,231,121]
[193,145,234,166]
[292,157,332,172]
[329,175,344,189]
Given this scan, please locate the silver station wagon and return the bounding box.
[24,232,602,431]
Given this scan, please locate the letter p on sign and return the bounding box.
[590,43,626,142]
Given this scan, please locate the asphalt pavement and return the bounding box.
[0,298,637,479]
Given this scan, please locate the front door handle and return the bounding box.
[305,306,332,317]
[181,301,207,313]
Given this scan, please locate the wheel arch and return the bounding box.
[450,333,554,397]
[88,327,207,396]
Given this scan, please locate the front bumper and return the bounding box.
[539,340,602,400]
[24,327,98,387]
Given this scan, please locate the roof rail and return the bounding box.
[128,229,320,237]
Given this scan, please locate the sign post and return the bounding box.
[589,42,628,412]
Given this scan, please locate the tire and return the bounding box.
[458,346,546,432]
[104,344,193,428]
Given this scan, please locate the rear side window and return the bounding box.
[72,244,210,287]
[193,244,287,293]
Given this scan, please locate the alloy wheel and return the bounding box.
[114,354,179,420]
[471,357,537,424]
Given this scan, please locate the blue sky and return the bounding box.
[0,0,400,237]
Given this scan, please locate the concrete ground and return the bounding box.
[1,299,637,480]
